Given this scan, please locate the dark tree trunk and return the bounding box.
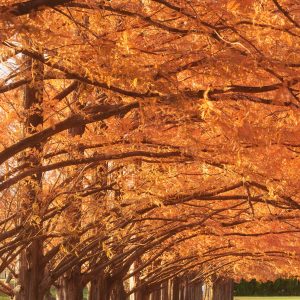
[16,53,45,300]
[55,185,83,300]
[196,281,203,300]
[56,268,83,300]
[151,285,161,300]
[161,281,169,300]
[17,240,44,300]
[212,277,234,300]
[110,279,126,300]
[182,277,189,300]
[179,278,186,300]
[89,274,110,300]
[136,286,147,300]
[141,291,150,300]
[172,277,180,300]
[188,281,203,300]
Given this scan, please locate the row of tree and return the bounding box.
[235,278,300,296]
[0,0,299,299]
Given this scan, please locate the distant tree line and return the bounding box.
[235,278,300,296]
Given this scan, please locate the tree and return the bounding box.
[0,0,300,299]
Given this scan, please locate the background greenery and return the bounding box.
[235,279,300,296]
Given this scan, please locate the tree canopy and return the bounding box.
[0,0,300,299]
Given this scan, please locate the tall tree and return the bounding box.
[16,50,44,300]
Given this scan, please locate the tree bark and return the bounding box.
[17,241,44,300]
[172,277,180,300]
[161,281,169,300]
[56,269,83,300]
[110,279,126,300]
[187,280,203,300]
[89,274,110,300]
[212,277,234,300]
[136,288,147,300]
[179,278,185,300]
[16,53,45,300]
[151,285,161,300]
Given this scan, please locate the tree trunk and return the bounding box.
[17,241,44,300]
[55,170,83,300]
[55,176,83,300]
[172,277,180,300]
[16,52,45,300]
[195,281,203,300]
[203,280,213,300]
[188,281,203,300]
[151,285,161,300]
[89,274,110,300]
[135,286,147,300]
[161,281,169,300]
[110,279,126,300]
[56,269,83,300]
[179,278,186,300]
[212,277,234,300]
